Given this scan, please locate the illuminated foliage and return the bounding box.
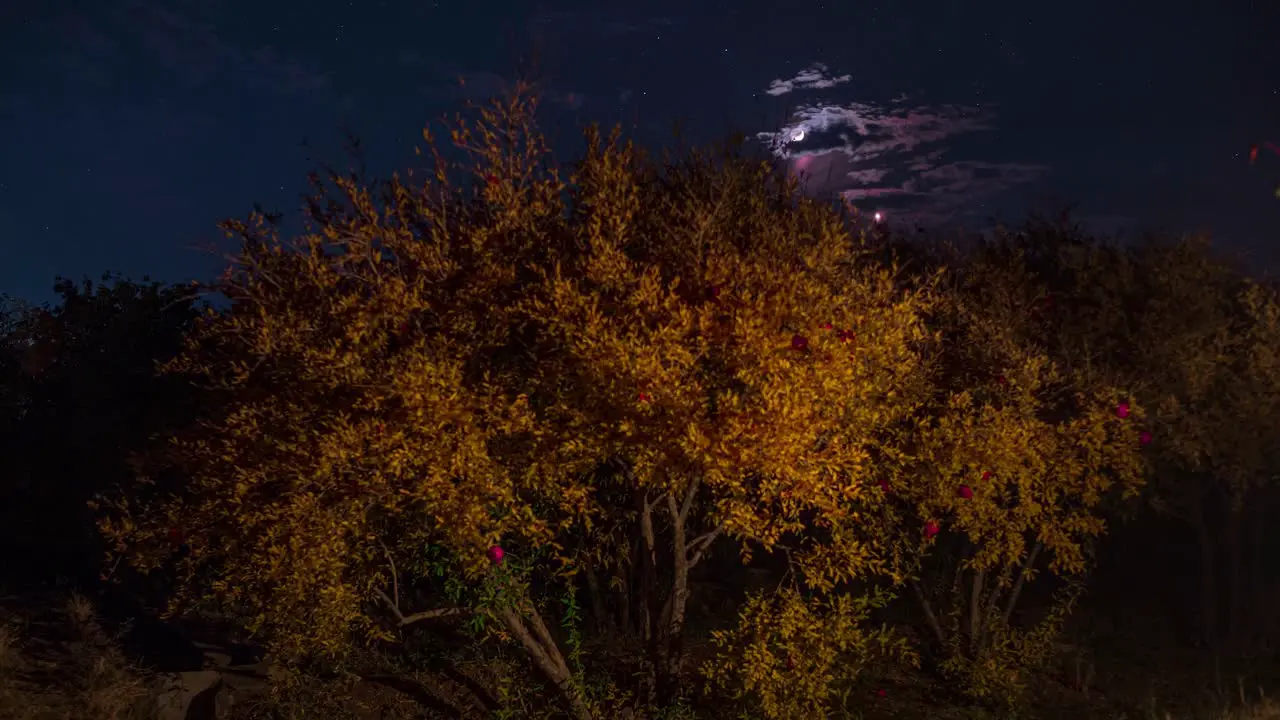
[938,582,1081,706]
[525,124,941,684]
[886,240,1148,705]
[95,86,947,716]
[97,88,601,718]
[914,248,1147,576]
[703,588,914,719]
[93,84,1208,717]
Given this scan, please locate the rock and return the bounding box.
[154,670,223,720]
[201,649,233,669]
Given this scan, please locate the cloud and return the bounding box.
[755,76,1046,228]
[26,10,126,91]
[37,5,330,96]
[59,10,119,58]
[242,45,330,95]
[840,161,1046,227]
[122,2,330,94]
[457,71,513,100]
[527,10,679,42]
[764,64,853,97]
[760,101,995,159]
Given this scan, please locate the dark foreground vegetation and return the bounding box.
[3,87,1280,719]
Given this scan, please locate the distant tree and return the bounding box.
[1035,233,1280,655]
[0,276,201,586]
[894,239,1147,704]
[0,295,31,420]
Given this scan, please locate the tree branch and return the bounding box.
[910,578,947,648]
[979,563,1014,644]
[379,540,399,611]
[1001,541,1043,627]
[685,523,725,569]
[496,606,593,720]
[969,568,985,654]
[638,490,658,643]
[375,588,465,627]
[677,475,701,527]
[525,599,572,678]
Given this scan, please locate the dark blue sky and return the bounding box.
[2,0,1277,302]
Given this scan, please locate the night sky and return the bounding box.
[2,1,1277,302]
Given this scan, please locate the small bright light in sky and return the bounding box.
[873,211,883,223]
[791,129,805,142]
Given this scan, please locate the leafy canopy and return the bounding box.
[98,88,941,666]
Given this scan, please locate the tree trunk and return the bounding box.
[618,561,633,636]
[636,490,662,705]
[978,564,1014,651]
[968,568,985,655]
[583,557,609,634]
[1226,499,1243,653]
[638,491,658,646]
[910,579,948,649]
[1247,497,1268,650]
[654,493,691,693]
[1001,541,1042,628]
[648,477,721,699]
[1191,504,1219,650]
[497,604,593,720]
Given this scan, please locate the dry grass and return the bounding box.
[0,590,1277,720]
[1154,694,1280,720]
[0,592,154,720]
[1221,699,1280,720]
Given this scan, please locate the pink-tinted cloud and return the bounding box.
[846,161,1046,227]
[756,74,1046,228]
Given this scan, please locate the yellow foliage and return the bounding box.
[704,587,914,719]
[525,127,940,577]
[939,583,1080,707]
[880,240,1149,703]
[894,244,1147,578]
[95,86,943,678]
[92,84,1168,719]
[97,88,593,662]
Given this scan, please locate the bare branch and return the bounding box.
[524,601,572,678]
[399,607,467,625]
[495,606,592,719]
[375,588,465,627]
[1001,541,1044,627]
[379,540,399,611]
[677,475,702,527]
[979,563,1014,642]
[910,578,947,648]
[645,491,669,514]
[685,523,725,569]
